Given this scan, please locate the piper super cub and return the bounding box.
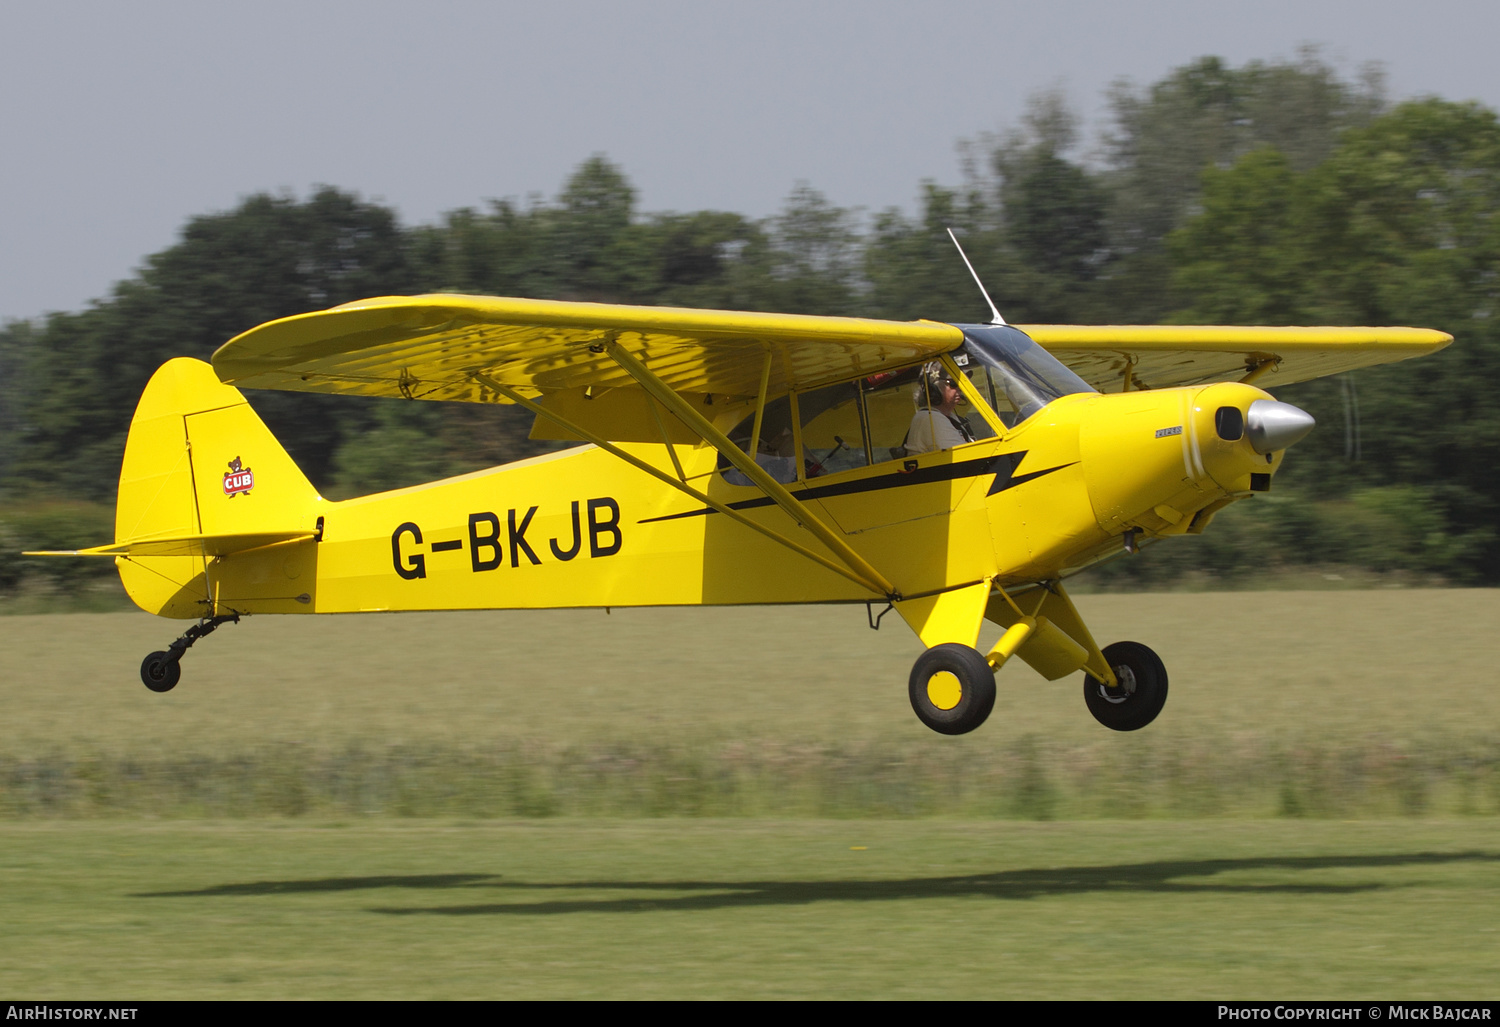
[33,278,1449,734]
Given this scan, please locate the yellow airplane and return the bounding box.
[32,293,1449,734]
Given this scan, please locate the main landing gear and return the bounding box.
[1082,641,1168,732]
[905,638,1168,735]
[140,614,240,693]
[908,643,996,735]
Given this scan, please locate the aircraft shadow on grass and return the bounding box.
[135,851,1498,915]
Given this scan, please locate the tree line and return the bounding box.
[4,50,1498,594]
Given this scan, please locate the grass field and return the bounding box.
[2,591,1497,997]
[1,819,1497,999]
[2,591,1498,818]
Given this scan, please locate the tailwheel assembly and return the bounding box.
[1083,640,1168,731]
[139,613,240,692]
[909,643,996,735]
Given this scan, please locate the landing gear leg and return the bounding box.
[140,614,240,692]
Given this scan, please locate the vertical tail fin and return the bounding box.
[116,358,323,616]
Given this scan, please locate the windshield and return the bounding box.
[957,324,1096,422]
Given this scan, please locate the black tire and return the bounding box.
[908,643,996,735]
[1083,641,1167,731]
[140,651,181,693]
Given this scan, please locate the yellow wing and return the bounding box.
[212,296,1452,418]
[1019,324,1452,392]
[213,293,962,404]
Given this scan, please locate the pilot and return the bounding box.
[724,427,799,485]
[905,362,976,454]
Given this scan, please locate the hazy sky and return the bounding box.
[3,0,1498,324]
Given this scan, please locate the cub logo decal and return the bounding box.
[223,456,254,497]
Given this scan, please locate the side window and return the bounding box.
[797,382,867,477]
[719,395,799,485]
[716,358,1008,484]
[717,383,870,484]
[863,367,924,462]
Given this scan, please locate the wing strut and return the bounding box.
[1240,357,1280,385]
[469,373,893,598]
[604,342,898,600]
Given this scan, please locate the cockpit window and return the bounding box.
[863,364,998,458]
[958,324,1096,422]
[796,382,867,476]
[719,382,870,484]
[715,327,1089,485]
[720,394,800,485]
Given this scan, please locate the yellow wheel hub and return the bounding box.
[926,671,963,711]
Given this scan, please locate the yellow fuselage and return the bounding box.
[121,375,1280,621]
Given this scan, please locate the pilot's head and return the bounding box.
[917,361,963,410]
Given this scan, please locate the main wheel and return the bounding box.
[908,643,996,735]
[140,651,181,693]
[1083,641,1167,731]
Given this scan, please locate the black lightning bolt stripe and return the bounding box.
[987,457,1076,496]
[637,451,1076,524]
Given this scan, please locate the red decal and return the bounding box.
[223,469,255,496]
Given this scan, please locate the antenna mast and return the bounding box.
[946,227,1006,325]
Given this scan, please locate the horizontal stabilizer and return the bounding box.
[27,530,314,559]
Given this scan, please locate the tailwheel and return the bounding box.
[1083,641,1168,732]
[138,613,239,693]
[908,643,996,735]
[140,651,181,693]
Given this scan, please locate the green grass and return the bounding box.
[1,819,1496,998]
[2,592,1499,818]
[4,592,1498,997]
